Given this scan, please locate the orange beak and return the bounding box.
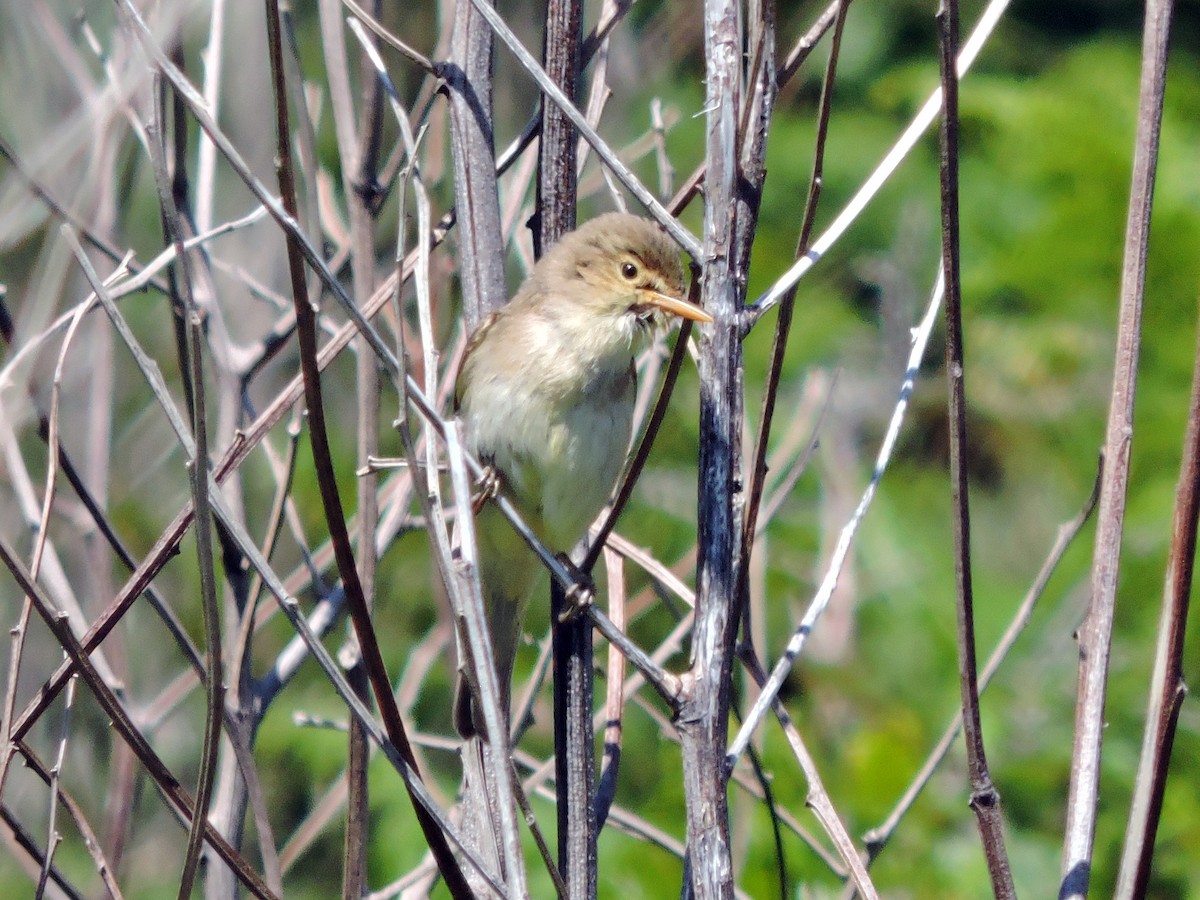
[638,289,713,323]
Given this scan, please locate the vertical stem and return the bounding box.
[936,1,1015,892]
[680,0,744,896]
[447,0,506,329]
[1062,1,1173,895]
[536,0,594,895]
[1115,301,1199,898]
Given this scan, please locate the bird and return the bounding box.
[452,211,711,739]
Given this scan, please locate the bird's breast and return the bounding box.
[461,352,636,549]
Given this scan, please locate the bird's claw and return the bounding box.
[555,553,595,622]
[472,465,502,514]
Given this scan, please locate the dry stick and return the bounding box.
[34,676,75,900]
[849,465,1103,894]
[35,412,206,677]
[2,802,87,900]
[340,0,436,72]
[0,592,36,836]
[257,2,470,895]
[595,547,627,829]
[735,653,877,898]
[572,0,616,189]
[737,737,788,899]
[1084,7,1176,900]
[276,628,453,879]
[234,417,302,701]
[446,428,530,898]
[0,420,118,692]
[727,757,845,879]
[507,756,570,900]
[464,0,701,260]
[218,717,284,896]
[0,285,96,806]
[535,0,597,891]
[935,1,1015,894]
[679,0,744,897]
[1063,1,1174,896]
[1116,317,1199,894]
[446,0,507,328]
[194,0,227,234]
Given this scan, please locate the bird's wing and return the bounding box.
[453,310,502,412]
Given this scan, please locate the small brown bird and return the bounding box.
[452,212,711,738]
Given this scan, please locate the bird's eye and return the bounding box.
[620,261,638,280]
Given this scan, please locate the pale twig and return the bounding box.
[14,738,124,899]
[446,424,529,896]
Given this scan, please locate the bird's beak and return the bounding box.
[639,289,714,323]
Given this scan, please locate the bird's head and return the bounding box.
[540,212,711,346]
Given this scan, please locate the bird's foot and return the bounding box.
[472,465,502,514]
[555,553,595,622]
